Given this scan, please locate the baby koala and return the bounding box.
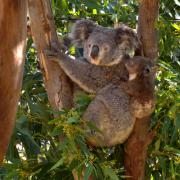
[69,19,141,66]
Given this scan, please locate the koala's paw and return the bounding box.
[44,41,62,60]
[44,50,61,65]
[44,50,59,64]
[130,98,155,118]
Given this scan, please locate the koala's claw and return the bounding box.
[44,49,61,65]
[44,41,63,58]
[44,49,58,58]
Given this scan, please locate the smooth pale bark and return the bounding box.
[0,0,27,164]
[124,0,159,179]
[28,0,73,110]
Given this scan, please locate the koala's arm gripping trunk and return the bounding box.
[49,52,109,93]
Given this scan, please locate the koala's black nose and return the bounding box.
[90,45,99,58]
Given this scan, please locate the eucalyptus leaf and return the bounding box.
[84,164,94,180]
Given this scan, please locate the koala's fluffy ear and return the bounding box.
[70,19,97,48]
[115,25,142,54]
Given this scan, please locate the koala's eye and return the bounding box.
[88,44,91,48]
[144,67,151,75]
[104,45,110,51]
[128,60,134,66]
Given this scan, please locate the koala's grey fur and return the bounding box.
[46,20,153,147]
[50,56,128,94]
[83,85,134,146]
[48,50,155,146]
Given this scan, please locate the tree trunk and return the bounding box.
[138,0,159,60]
[0,0,27,164]
[124,0,159,179]
[28,1,91,179]
[28,0,73,110]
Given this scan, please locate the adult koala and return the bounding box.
[47,20,154,147]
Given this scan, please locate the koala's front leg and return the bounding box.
[46,49,110,93]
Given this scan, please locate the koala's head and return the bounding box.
[70,19,140,66]
[124,56,156,98]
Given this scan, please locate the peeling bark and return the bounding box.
[0,0,27,164]
[28,0,77,179]
[28,0,73,110]
[124,0,159,179]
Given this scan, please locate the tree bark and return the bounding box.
[0,0,27,164]
[138,0,159,60]
[124,0,159,179]
[28,0,80,179]
[28,0,73,111]
[28,1,93,179]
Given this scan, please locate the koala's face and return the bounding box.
[124,56,156,97]
[84,28,121,66]
[70,19,140,66]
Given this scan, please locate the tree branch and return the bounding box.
[28,0,73,111]
[28,0,79,179]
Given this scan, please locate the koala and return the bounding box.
[48,49,155,146]
[69,19,141,66]
[46,20,153,146]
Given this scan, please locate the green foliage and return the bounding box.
[0,0,179,179]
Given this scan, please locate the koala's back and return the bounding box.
[83,84,135,147]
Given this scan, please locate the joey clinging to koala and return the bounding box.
[69,19,141,66]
